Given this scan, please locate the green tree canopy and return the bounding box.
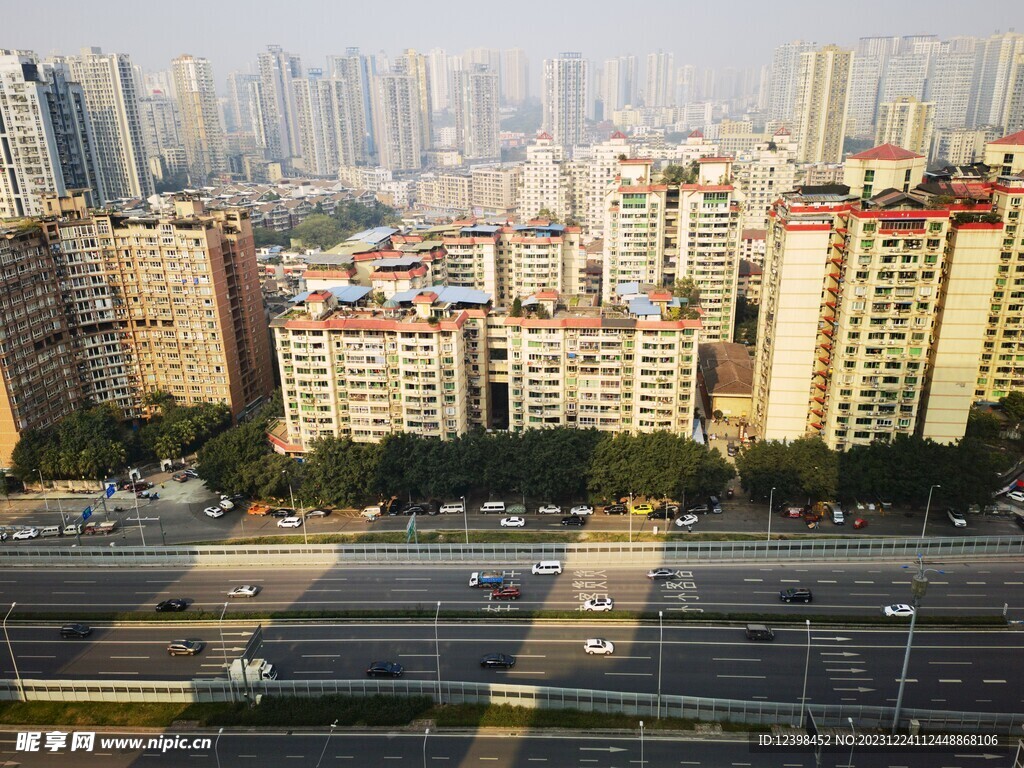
[292,214,344,250]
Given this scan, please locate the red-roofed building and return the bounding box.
[985,130,1024,176]
[844,143,927,199]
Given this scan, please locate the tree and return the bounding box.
[510,297,523,317]
[1000,391,1024,422]
[301,436,382,506]
[534,208,559,223]
[292,214,344,250]
[254,227,289,249]
[659,161,698,185]
[966,409,1001,440]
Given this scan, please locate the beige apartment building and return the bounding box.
[470,165,520,216]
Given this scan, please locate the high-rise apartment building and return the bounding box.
[733,128,800,230]
[767,40,818,123]
[327,50,375,164]
[930,127,996,165]
[0,51,102,217]
[519,133,570,221]
[601,56,636,113]
[137,92,185,180]
[469,165,520,216]
[427,48,452,112]
[452,65,500,160]
[292,73,333,177]
[602,159,668,302]
[395,49,433,152]
[1004,52,1024,134]
[257,45,303,161]
[225,72,260,134]
[542,53,588,152]
[644,51,674,108]
[792,45,852,164]
[969,32,1024,129]
[875,96,935,156]
[66,47,154,200]
[371,73,422,171]
[502,48,529,106]
[925,44,976,130]
[171,54,227,184]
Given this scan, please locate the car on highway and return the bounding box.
[647,568,676,580]
[883,604,915,618]
[569,505,594,516]
[12,528,39,540]
[779,588,813,603]
[584,638,615,655]
[479,653,516,669]
[228,585,261,598]
[155,599,188,612]
[277,516,302,528]
[489,586,522,600]
[269,508,295,518]
[167,639,204,656]
[560,515,586,527]
[538,504,561,515]
[500,516,526,528]
[204,506,225,518]
[304,508,331,518]
[674,514,699,529]
[583,597,614,612]
[1007,490,1024,503]
[366,661,404,678]
[60,624,92,638]
[946,508,967,528]
[630,503,654,515]
[603,504,627,515]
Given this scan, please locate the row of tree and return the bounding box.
[735,435,1007,511]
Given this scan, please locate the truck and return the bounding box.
[469,571,504,588]
[247,503,272,516]
[229,657,277,683]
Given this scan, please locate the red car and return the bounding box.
[490,586,521,601]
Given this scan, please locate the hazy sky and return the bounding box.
[5,0,1021,82]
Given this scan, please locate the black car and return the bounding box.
[561,515,586,527]
[687,503,710,515]
[647,507,675,520]
[385,498,403,516]
[156,599,188,612]
[305,508,331,518]
[425,500,441,516]
[366,661,404,678]
[401,503,425,516]
[604,504,627,515]
[270,508,295,518]
[479,653,516,669]
[779,588,813,603]
[60,623,92,638]
[1016,514,1024,531]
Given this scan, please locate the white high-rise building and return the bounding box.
[875,96,934,156]
[878,52,929,105]
[969,32,1024,129]
[453,65,499,160]
[1002,52,1024,134]
[502,48,529,106]
[0,51,102,216]
[542,53,588,152]
[644,51,674,107]
[171,54,226,183]
[257,45,303,161]
[792,46,853,164]
[137,92,185,179]
[66,47,153,199]
[395,49,433,152]
[733,128,799,231]
[520,133,569,221]
[293,74,333,177]
[226,72,260,135]
[926,44,976,130]
[327,50,374,164]
[427,48,452,112]
[767,40,817,122]
[601,56,636,113]
[371,73,422,171]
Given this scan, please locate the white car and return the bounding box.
[674,514,699,528]
[1007,490,1024,503]
[204,506,225,519]
[946,508,967,528]
[218,498,235,510]
[583,597,614,612]
[883,604,915,618]
[584,638,615,655]
[569,505,594,516]
[12,528,39,540]
[228,585,261,598]
[278,516,302,528]
[500,516,526,528]
[537,504,561,515]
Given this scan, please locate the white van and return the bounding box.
[831,503,845,525]
[62,524,82,535]
[480,501,505,515]
[361,506,382,522]
[439,502,464,515]
[532,560,562,575]
[39,525,61,538]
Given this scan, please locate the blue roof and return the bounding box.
[615,282,641,297]
[628,297,662,317]
[289,286,371,304]
[289,291,310,304]
[514,223,566,233]
[460,224,501,234]
[347,226,398,244]
[387,286,492,306]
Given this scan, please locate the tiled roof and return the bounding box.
[990,130,1024,146]
[848,144,923,161]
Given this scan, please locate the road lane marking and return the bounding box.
[929,661,971,665]
[64,580,96,584]
[110,656,149,660]
[743,579,763,582]
[98,671,138,675]
[1005,581,1024,585]
[780,579,801,583]
[938,679,962,683]
[818,580,837,584]
[605,672,653,676]
[503,671,545,675]
[717,674,766,679]
[713,658,760,662]
[966,581,986,585]
[853,581,874,584]
[983,680,1007,684]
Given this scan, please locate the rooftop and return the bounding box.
[848,143,924,161]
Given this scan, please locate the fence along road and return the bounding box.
[0,535,1020,567]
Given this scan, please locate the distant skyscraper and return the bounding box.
[292,72,332,176]
[137,92,185,179]
[328,49,375,163]
[925,42,976,130]
[171,54,226,183]
[1005,52,1024,134]
[371,72,422,171]
[969,32,1024,128]
[395,49,433,151]
[502,48,529,106]
[767,40,817,123]
[226,72,260,134]
[676,64,698,105]
[453,65,499,160]
[0,51,102,216]
[792,45,852,163]
[875,96,935,155]
[66,47,153,199]
[543,53,588,151]
[644,51,674,107]
[257,45,303,161]
[602,56,636,112]
[427,48,452,112]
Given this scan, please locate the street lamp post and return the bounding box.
[3,602,22,701]
[461,495,468,545]
[847,717,856,768]
[639,720,644,767]
[434,601,442,704]
[315,720,338,768]
[799,619,811,726]
[920,484,941,541]
[219,601,234,700]
[35,469,49,514]
[657,611,664,720]
[422,728,430,768]
[892,555,943,733]
[629,491,634,543]
[767,487,776,545]
[214,727,224,768]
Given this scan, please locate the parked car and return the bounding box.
[708,496,723,514]
[401,503,425,516]
[583,597,614,612]
[228,585,261,598]
[687,503,710,515]
[156,599,188,612]
[647,568,676,580]
[366,661,404,678]
[489,586,521,601]
[12,528,39,540]
[674,514,699,528]
[946,508,967,528]
[779,588,813,603]
[183,469,199,478]
[583,638,615,655]
[172,473,189,483]
[647,507,674,520]
[277,516,302,528]
[727,443,738,457]
[561,515,586,527]
[500,516,526,528]
[1007,490,1024,503]
[204,506,224,518]
[479,653,516,669]
[569,505,594,516]
[304,508,331,518]
[630,503,654,515]
[269,508,295,518]
[60,624,92,638]
[167,639,204,656]
[604,504,627,515]
[538,504,561,515]
[884,604,915,618]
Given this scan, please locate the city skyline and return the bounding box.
[6,0,1021,84]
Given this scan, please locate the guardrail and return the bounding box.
[0,535,1020,567]
[0,678,1018,734]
